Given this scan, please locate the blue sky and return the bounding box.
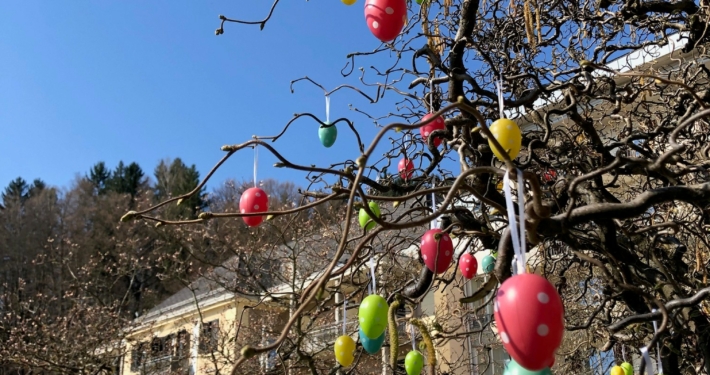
[0,1,418,193]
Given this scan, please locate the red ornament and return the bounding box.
[239,187,269,227]
[419,113,446,147]
[364,0,407,43]
[420,229,454,274]
[542,169,557,183]
[459,253,477,279]
[398,158,414,180]
[494,273,564,371]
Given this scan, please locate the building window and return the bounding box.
[130,343,146,372]
[198,320,220,354]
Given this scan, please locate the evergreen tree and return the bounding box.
[154,158,206,219]
[107,161,146,199]
[2,177,29,206]
[87,162,112,195]
[27,179,46,199]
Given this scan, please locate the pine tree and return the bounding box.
[154,158,207,219]
[107,161,146,199]
[2,177,29,206]
[87,162,112,195]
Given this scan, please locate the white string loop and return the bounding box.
[431,176,438,229]
[429,78,434,112]
[652,309,663,374]
[496,73,505,119]
[640,346,653,375]
[411,324,416,351]
[369,257,377,295]
[342,299,347,335]
[253,141,258,188]
[502,170,526,274]
[325,95,330,124]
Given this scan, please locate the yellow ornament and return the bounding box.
[342,0,356,4]
[487,118,522,160]
[610,366,624,375]
[334,335,356,367]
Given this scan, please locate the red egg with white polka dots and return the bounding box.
[493,273,564,371]
[364,0,407,43]
[398,157,414,180]
[420,229,454,274]
[239,187,269,227]
[419,113,446,147]
[459,253,477,279]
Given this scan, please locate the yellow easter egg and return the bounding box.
[342,0,356,4]
[334,335,356,367]
[610,366,624,375]
[487,118,522,160]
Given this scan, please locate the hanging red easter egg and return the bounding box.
[364,0,407,43]
[420,229,454,274]
[398,157,414,180]
[459,253,478,279]
[494,273,564,371]
[419,113,446,147]
[239,187,269,227]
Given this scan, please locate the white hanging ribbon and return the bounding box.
[640,346,653,375]
[370,257,377,295]
[495,73,505,119]
[411,324,416,351]
[652,309,664,374]
[429,78,434,112]
[431,176,438,230]
[343,299,347,335]
[253,141,258,188]
[622,344,626,362]
[325,95,331,124]
[502,170,526,274]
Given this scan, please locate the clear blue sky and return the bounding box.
[0,1,417,193]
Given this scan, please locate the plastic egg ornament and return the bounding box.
[405,350,425,375]
[359,327,385,354]
[420,229,454,274]
[487,118,522,161]
[358,201,381,231]
[459,253,478,279]
[620,362,633,375]
[503,359,552,375]
[239,187,269,227]
[319,123,337,148]
[398,157,414,180]
[494,273,564,371]
[364,0,407,42]
[334,335,356,367]
[482,255,496,273]
[419,113,446,147]
[358,294,389,339]
[342,0,357,4]
[610,366,624,375]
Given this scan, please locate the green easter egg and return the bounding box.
[482,255,496,273]
[319,122,337,148]
[504,359,552,375]
[405,350,425,375]
[358,294,388,339]
[358,201,381,231]
[620,362,633,375]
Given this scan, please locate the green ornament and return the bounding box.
[358,201,381,231]
[504,359,552,375]
[318,122,337,148]
[482,255,496,273]
[620,362,633,375]
[405,350,425,375]
[358,294,388,339]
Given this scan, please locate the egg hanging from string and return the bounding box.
[620,362,633,375]
[481,254,496,273]
[398,157,414,180]
[358,201,381,231]
[487,118,522,161]
[419,113,446,147]
[319,122,338,148]
[334,335,356,367]
[364,0,407,42]
[359,327,385,354]
[503,359,552,375]
[239,187,269,227]
[405,350,425,375]
[494,273,565,371]
[420,229,454,274]
[358,294,389,339]
[459,253,478,279]
[610,366,624,375]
